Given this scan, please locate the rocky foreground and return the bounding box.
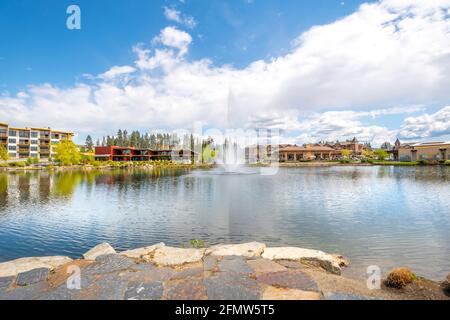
[0,242,448,300]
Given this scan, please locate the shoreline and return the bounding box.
[0,242,448,300]
[1,161,449,172]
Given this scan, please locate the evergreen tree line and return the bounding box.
[85,130,212,151]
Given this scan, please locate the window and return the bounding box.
[8,146,16,151]
[30,154,38,158]
[30,146,38,152]
[8,130,17,136]
[8,153,16,158]
[31,132,39,138]
[31,140,38,145]
[0,129,7,135]
[8,138,16,144]
[19,131,30,138]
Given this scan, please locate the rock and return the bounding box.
[151,247,205,266]
[262,286,321,300]
[0,256,72,278]
[16,268,49,286]
[83,243,116,261]
[77,275,128,300]
[218,256,253,275]
[384,268,416,289]
[83,254,135,275]
[171,266,204,280]
[0,282,49,300]
[324,292,381,300]
[120,266,174,283]
[206,242,266,258]
[331,254,350,267]
[120,243,165,259]
[204,272,261,300]
[203,255,220,272]
[256,270,318,292]
[247,259,287,274]
[262,247,343,275]
[124,281,164,300]
[165,279,208,300]
[447,273,450,283]
[0,276,14,293]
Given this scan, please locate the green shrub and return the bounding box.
[339,159,351,164]
[189,239,206,248]
[9,161,27,167]
[26,157,39,165]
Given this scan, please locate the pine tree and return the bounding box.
[85,135,94,152]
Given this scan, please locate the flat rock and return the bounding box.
[16,268,49,286]
[204,273,261,300]
[120,243,165,259]
[206,242,266,258]
[218,256,253,274]
[151,247,205,266]
[124,281,164,300]
[262,286,322,300]
[203,255,220,272]
[247,259,287,274]
[165,279,208,300]
[0,276,14,292]
[262,247,342,275]
[119,266,175,283]
[256,270,318,292]
[171,266,204,280]
[83,254,134,275]
[77,275,128,300]
[0,282,49,300]
[0,256,72,278]
[83,243,116,261]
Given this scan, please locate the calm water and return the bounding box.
[0,166,449,280]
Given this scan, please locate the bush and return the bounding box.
[189,239,206,248]
[26,157,39,165]
[339,159,351,164]
[385,268,417,289]
[417,160,428,166]
[445,161,450,166]
[9,161,27,167]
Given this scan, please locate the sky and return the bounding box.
[1,0,450,145]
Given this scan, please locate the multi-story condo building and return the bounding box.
[0,122,73,160]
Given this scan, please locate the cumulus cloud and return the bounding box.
[399,106,450,139]
[1,0,450,145]
[164,7,197,28]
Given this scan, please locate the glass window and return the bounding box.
[8,146,16,151]
[8,138,16,144]
[19,131,30,138]
[31,140,38,145]
[31,132,39,138]
[8,130,17,136]
[30,146,38,152]
[0,128,7,134]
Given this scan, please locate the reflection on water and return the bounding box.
[0,166,449,281]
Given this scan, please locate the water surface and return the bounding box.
[0,166,449,280]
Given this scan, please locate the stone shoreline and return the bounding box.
[0,242,448,300]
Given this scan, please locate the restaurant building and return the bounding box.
[393,139,450,162]
[94,146,195,163]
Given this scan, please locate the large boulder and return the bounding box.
[0,256,72,278]
[262,247,343,275]
[120,243,165,260]
[205,242,266,258]
[83,243,116,261]
[151,247,205,266]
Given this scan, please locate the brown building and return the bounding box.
[394,140,450,162]
[279,145,341,162]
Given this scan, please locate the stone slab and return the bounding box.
[0,276,14,292]
[256,270,318,292]
[120,243,165,259]
[218,256,253,274]
[204,273,261,300]
[247,259,287,274]
[83,243,116,261]
[16,268,49,286]
[324,292,381,300]
[262,286,322,300]
[152,247,205,266]
[165,279,208,300]
[206,242,266,258]
[124,281,164,300]
[83,254,135,275]
[0,256,72,278]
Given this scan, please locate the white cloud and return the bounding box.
[153,26,192,56]
[399,106,450,139]
[163,7,197,28]
[2,0,450,145]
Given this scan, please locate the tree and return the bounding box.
[362,149,374,159]
[374,149,389,161]
[85,135,94,152]
[380,142,392,150]
[96,138,100,147]
[54,139,81,166]
[0,145,8,161]
[341,149,352,159]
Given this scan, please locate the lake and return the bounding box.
[0,166,449,281]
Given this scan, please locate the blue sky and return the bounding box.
[0,0,368,91]
[1,0,450,145]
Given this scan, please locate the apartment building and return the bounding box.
[0,122,73,160]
